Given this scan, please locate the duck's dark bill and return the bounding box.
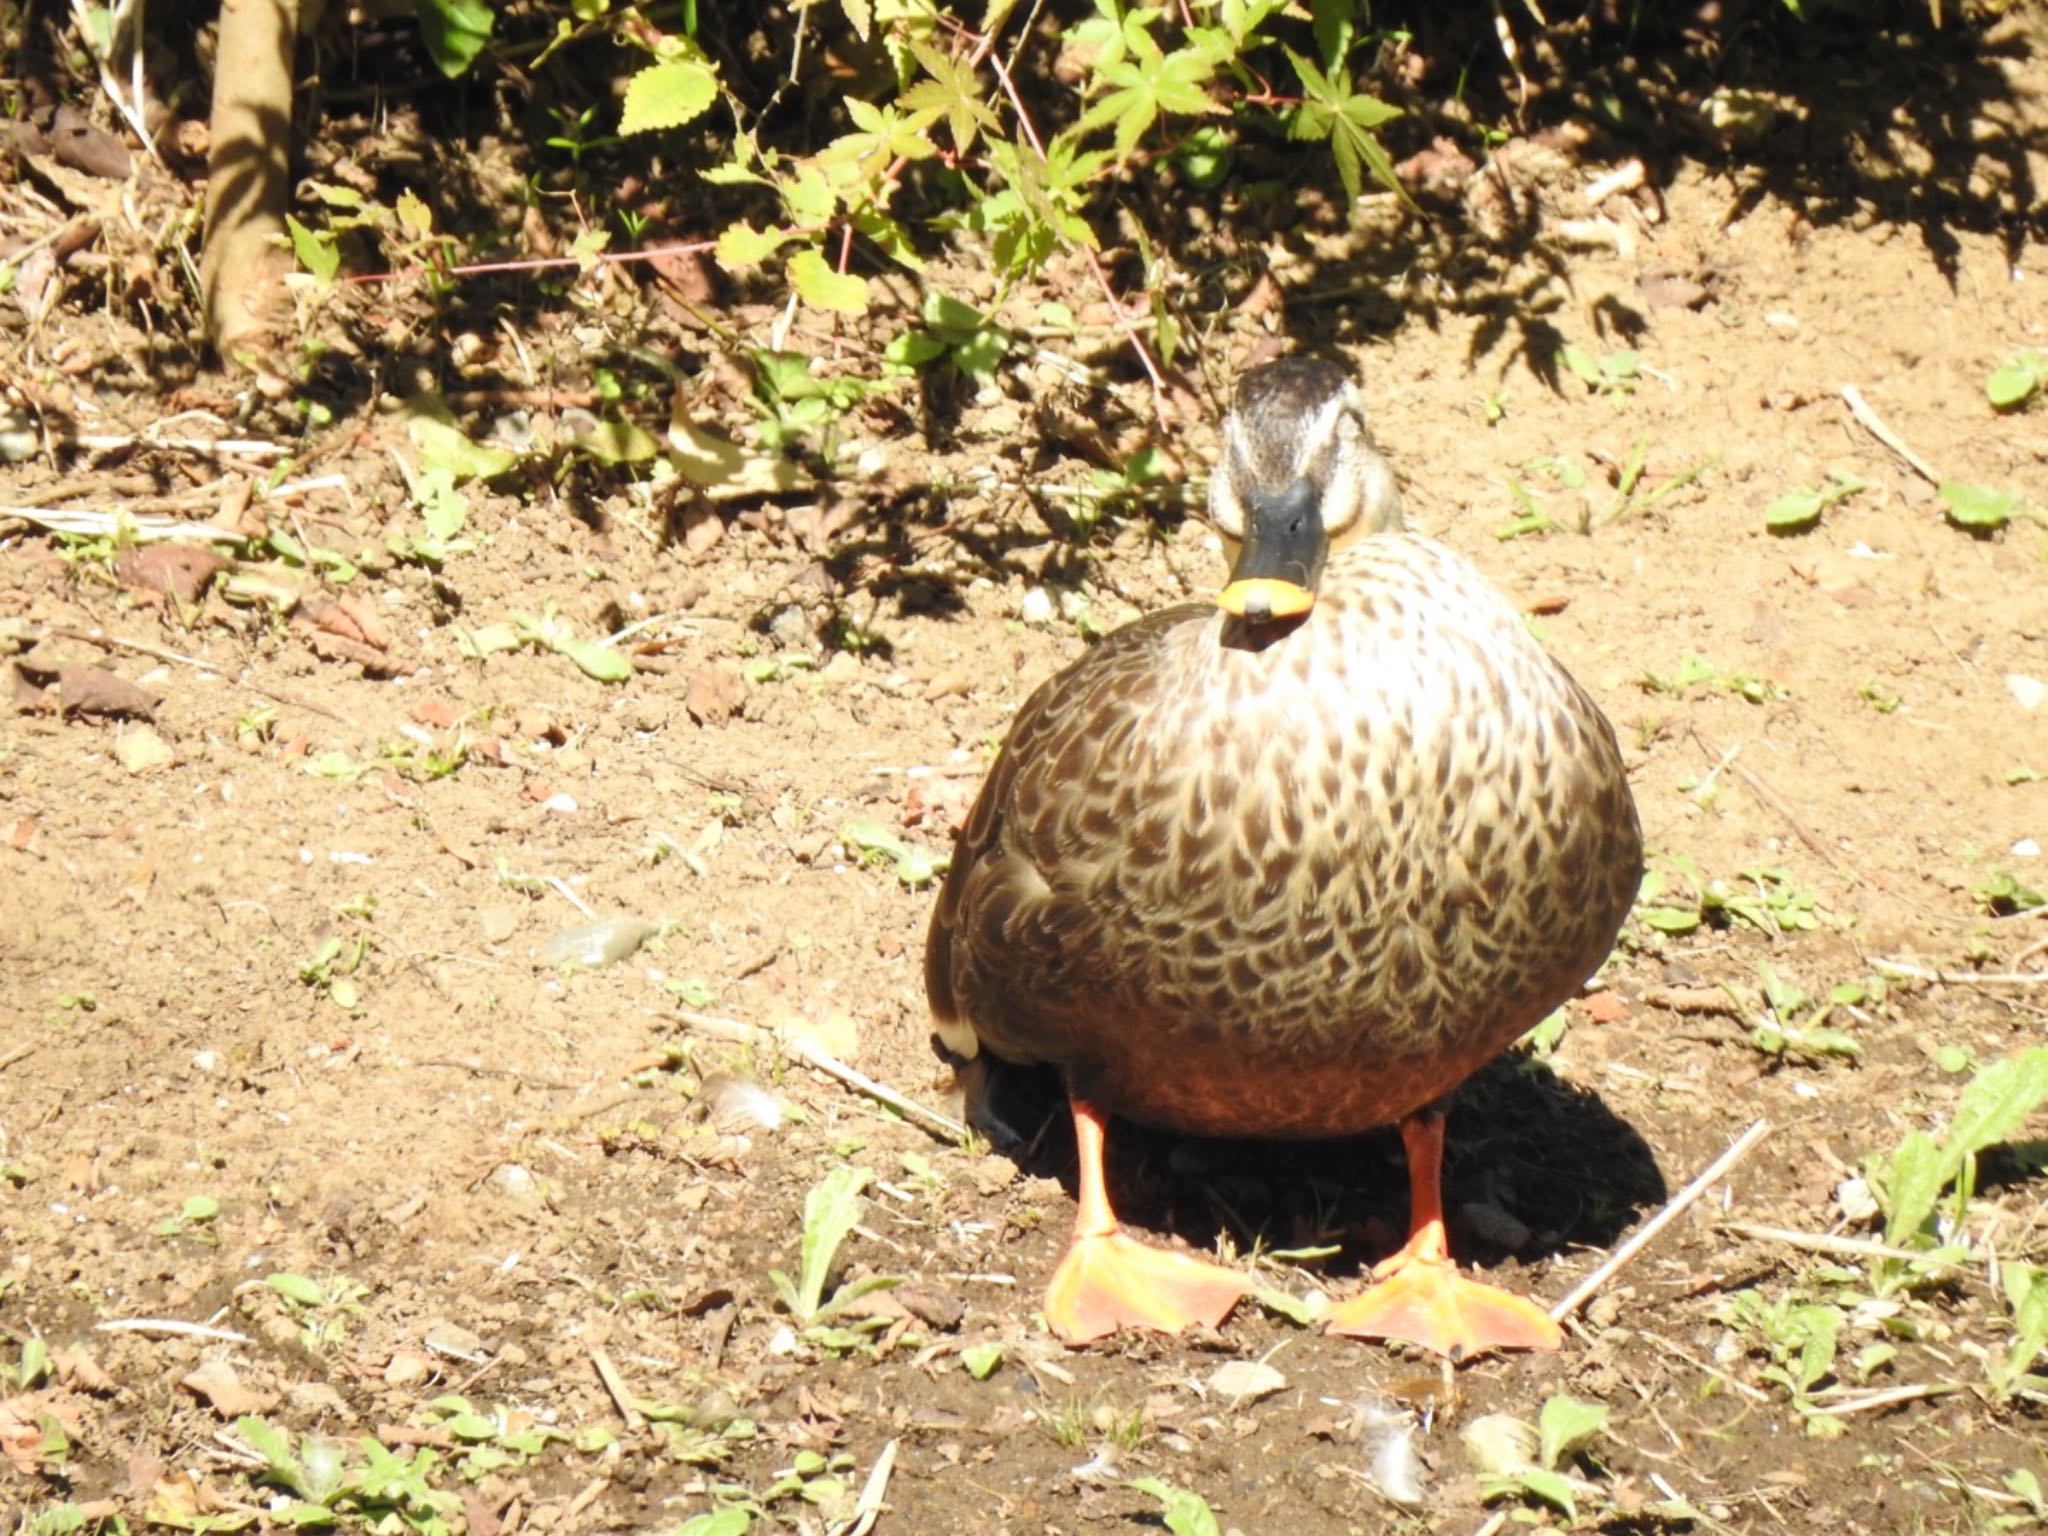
[1217,577,1316,619]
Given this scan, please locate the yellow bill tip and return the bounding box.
[1218,578,1316,620]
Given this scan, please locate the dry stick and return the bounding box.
[97,1317,253,1344]
[1840,384,1941,485]
[1717,1221,1942,1264]
[673,1007,968,1143]
[0,1040,34,1074]
[53,626,349,723]
[1548,1118,1772,1323]
[1807,1381,1959,1417]
[1869,958,2048,987]
[790,1039,971,1146]
[1689,728,1864,888]
[590,1347,645,1431]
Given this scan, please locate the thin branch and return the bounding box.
[1549,1119,1772,1323]
[1840,384,1940,485]
[1871,958,2048,987]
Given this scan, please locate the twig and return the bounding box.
[1717,1221,1947,1264]
[673,1007,969,1143]
[0,1040,34,1074]
[830,1438,898,1536]
[1690,728,1863,887]
[590,1347,645,1431]
[790,1038,970,1146]
[1807,1381,1959,1416]
[51,627,348,722]
[543,875,596,921]
[96,1317,253,1343]
[1870,958,2048,987]
[5,508,245,541]
[1840,385,1940,486]
[1549,1119,1772,1323]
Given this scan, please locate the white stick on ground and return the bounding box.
[1549,1118,1772,1323]
[1839,385,1941,485]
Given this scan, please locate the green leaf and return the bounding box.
[788,249,870,316]
[1252,1287,1314,1326]
[961,1342,1003,1379]
[285,216,340,284]
[675,1510,753,1536]
[619,58,719,135]
[1938,481,2016,530]
[267,1273,327,1307]
[415,0,493,78]
[1536,1393,1609,1470]
[571,419,661,466]
[236,1414,297,1478]
[1880,1128,1947,1245]
[793,1165,874,1321]
[1944,1048,2048,1172]
[715,222,790,270]
[1637,906,1702,934]
[901,41,1000,155]
[1764,488,1825,533]
[405,395,519,482]
[1077,28,1223,162]
[1126,1478,1221,1536]
[1986,352,2046,410]
[1500,1468,1580,1521]
[1286,48,1406,208]
[558,639,633,684]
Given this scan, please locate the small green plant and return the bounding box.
[1863,1047,2048,1294]
[1640,652,1784,704]
[1127,1477,1221,1536]
[1939,481,2043,533]
[768,1166,898,1334]
[1475,1393,1611,1521]
[154,1194,222,1245]
[1560,343,1639,398]
[1718,1289,1842,1420]
[300,932,370,1010]
[1858,679,1902,713]
[264,1272,372,1351]
[236,1414,464,1529]
[840,819,950,888]
[961,1342,1004,1379]
[1743,962,1863,1063]
[1764,471,1868,534]
[1635,858,1822,938]
[1974,869,2046,917]
[1987,348,2048,411]
[1983,1262,2048,1401]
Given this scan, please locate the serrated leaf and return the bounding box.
[839,0,870,38]
[285,216,340,284]
[619,58,719,136]
[793,1165,873,1321]
[415,0,493,78]
[236,1414,296,1474]
[902,41,1000,155]
[1880,1128,1946,1245]
[1077,30,1222,162]
[1938,481,2016,530]
[715,221,790,270]
[788,249,870,315]
[1126,1478,1221,1536]
[1945,1047,2048,1171]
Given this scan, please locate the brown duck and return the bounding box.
[925,356,1642,1358]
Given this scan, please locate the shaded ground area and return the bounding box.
[5,4,2048,1533]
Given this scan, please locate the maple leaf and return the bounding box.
[1285,48,1409,208]
[1076,25,1224,161]
[900,42,1001,156]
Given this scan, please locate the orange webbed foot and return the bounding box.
[1044,1230,1250,1345]
[1320,1254,1561,1359]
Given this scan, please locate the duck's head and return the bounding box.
[1208,356,1403,622]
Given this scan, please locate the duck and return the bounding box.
[924,355,1643,1359]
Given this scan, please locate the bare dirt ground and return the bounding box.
[5,6,2048,1534]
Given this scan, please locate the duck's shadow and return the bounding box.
[974,1053,1666,1280]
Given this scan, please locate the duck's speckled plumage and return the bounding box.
[927,368,1642,1145]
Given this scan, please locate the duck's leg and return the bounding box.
[1320,1108,1562,1359]
[1042,1097,1250,1345]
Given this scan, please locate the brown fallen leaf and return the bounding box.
[12,660,159,719]
[685,662,745,725]
[116,544,229,604]
[312,593,394,651]
[180,1358,280,1418]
